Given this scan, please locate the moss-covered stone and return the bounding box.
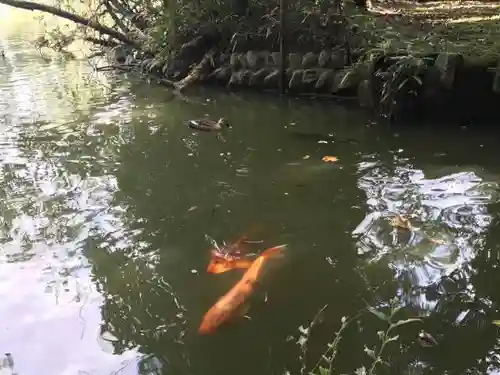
[315,69,335,91]
[289,69,305,90]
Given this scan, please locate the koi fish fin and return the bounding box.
[260,244,287,259]
[234,235,249,246]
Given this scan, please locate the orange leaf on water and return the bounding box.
[322,156,338,163]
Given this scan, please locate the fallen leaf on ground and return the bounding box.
[322,156,338,162]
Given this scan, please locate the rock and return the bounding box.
[358,79,374,108]
[219,53,229,66]
[301,52,318,69]
[288,53,303,70]
[331,68,358,93]
[250,68,273,87]
[229,69,252,86]
[230,53,241,70]
[215,67,231,84]
[228,71,242,87]
[315,69,335,91]
[434,52,464,89]
[271,52,282,67]
[238,53,248,69]
[246,51,259,70]
[318,50,330,68]
[246,51,268,70]
[263,69,279,88]
[302,69,320,85]
[330,49,346,69]
[493,59,500,93]
[241,70,252,85]
[289,69,305,90]
[258,51,270,69]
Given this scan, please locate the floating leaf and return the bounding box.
[429,237,446,245]
[390,318,423,329]
[388,215,412,230]
[322,156,338,163]
[492,320,500,327]
[318,366,329,375]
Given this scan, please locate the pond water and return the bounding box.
[2,15,500,375]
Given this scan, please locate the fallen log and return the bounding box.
[174,49,217,92]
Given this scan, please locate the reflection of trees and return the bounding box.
[353,157,500,374]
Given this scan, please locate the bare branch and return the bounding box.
[0,0,141,48]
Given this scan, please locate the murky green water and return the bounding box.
[3,21,500,375]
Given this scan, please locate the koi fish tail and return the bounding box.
[260,244,287,259]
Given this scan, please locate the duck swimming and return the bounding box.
[186,117,229,132]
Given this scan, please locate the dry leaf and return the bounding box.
[428,237,445,245]
[322,156,338,162]
[388,214,412,230]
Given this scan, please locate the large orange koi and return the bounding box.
[199,244,287,334]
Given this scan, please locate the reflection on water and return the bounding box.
[2,20,500,375]
[354,168,498,288]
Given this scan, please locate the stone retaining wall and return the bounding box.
[202,47,500,122]
[204,49,353,94]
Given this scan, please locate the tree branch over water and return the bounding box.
[0,0,141,48]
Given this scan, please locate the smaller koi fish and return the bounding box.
[207,235,259,274]
[199,244,287,334]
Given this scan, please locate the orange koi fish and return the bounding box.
[207,235,262,274]
[207,256,256,274]
[199,244,287,334]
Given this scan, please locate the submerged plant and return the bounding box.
[360,300,423,375]
[293,305,357,375]
[301,298,423,375]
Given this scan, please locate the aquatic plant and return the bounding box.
[297,299,423,375]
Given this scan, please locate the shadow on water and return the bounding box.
[3,24,500,375]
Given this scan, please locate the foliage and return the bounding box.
[299,299,423,375]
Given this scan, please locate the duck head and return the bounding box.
[217,117,230,128]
